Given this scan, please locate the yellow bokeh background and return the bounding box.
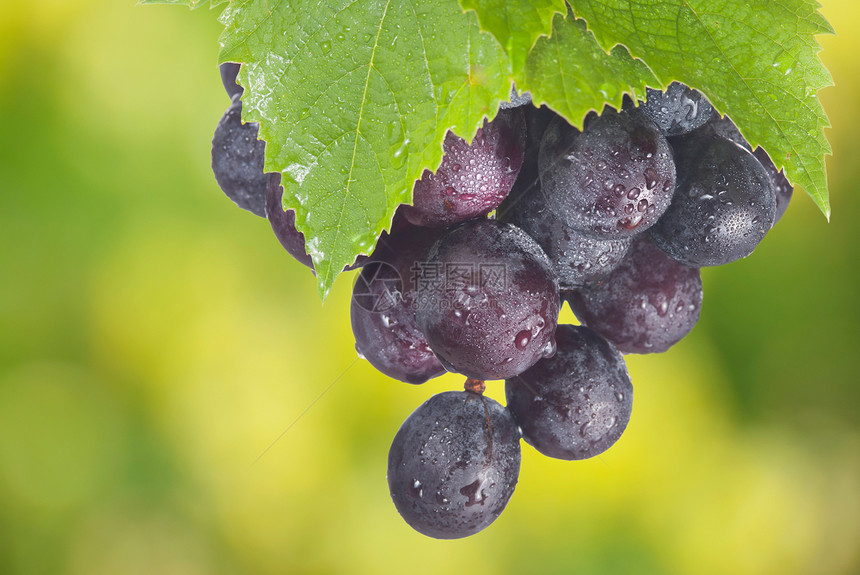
[1,1,859,573]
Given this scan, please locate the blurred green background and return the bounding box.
[1,1,859,573]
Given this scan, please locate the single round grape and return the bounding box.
[706,116,793,224]
[651,131,776,267]
[415,220,560,380]
[350,223,447,384]
[640,82,714,136]
[387,391,521,539]
[539,106,676,239]
[506,325,633,460]
[498,157,631,289]
[219,62,243,100]
[265,174,314,268]
[211,96,268,217]
[565,238,703,354]
[402,109,526,228]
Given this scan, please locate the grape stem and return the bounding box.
[464,378,486,395]
[463,379,496,466]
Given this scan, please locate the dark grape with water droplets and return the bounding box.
[641,82,714,137]
[350,223,446,384]
[402,109,526,228]
[651,131,776,267]
[539,106,676,239]
[707,116,793,224]
[265,174,314,269]
[387,391,521,539]
[498,145,630,289]
[506,325,633,460]
[211,96,269,217]
[203,53,798,540]
[566,238,703,354]
[415,219,559,380]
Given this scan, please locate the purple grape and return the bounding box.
[265,174,314,268]
[387,391,521,539]
[707,116,793,224]
[211,96,268,217]
[219,62,243,100]
[651,131,776,267]
[498,158,631,289]
[522,105,559,177]
[640,82,714,136]
[506,325,633,460]
[402,109,526,228]
[539,106,676,239]
[707,114,747,146]
[565,238,703,354]
[415,219,560,380]
[350,223,446,384]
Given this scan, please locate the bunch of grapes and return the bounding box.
[212,67,789,539]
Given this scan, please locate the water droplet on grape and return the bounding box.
[514,330,532,350]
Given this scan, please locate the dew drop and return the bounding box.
[409,479,423,499]
[514,329,532,350]
[541,338,557,358]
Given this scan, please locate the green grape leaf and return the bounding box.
[137,0,225,8]
[515,11,658,127]
[142,0,834,299]
[459,0,566,73]
[217,0,510,299]
[568,0,834,218]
